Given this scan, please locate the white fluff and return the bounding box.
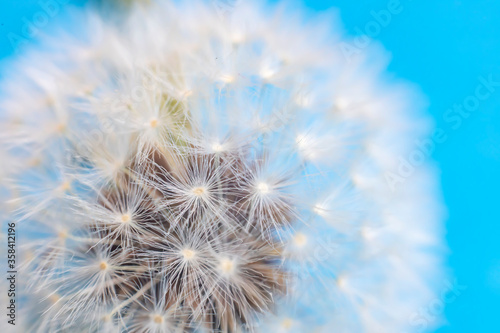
[0,1,445,332]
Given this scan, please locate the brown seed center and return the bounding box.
[192,187,205,196]
[150,118,159,128]
[153,315,163,324]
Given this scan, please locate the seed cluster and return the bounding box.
[28,142,292,332]
[0,1,443,332]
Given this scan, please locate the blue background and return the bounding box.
[0,0,498,331]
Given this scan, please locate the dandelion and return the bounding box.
[0,1,444,332]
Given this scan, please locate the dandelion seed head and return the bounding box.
[256,182,270,194]
[58,230,68,239]
[54,122,66,133]
[152,314,163,324]
[218,73,235,84]
[99,261,108,271]
[211,143,224,153]
[281,318,294,330]
[313,203,327,216]
[260,67,276,79]
[0,0,444,332]
[59,180,72,192]
[181,248,197,261]
[191,186,206,197]
[293,233,308,248]
[149,118,159,128]
[120,213,131,223]
[336,275,348,289]
[295,134,309,150]
[218,257,237,277]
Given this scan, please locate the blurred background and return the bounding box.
[0,0,498,331]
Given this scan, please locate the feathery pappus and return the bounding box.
[0,0,445,332]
